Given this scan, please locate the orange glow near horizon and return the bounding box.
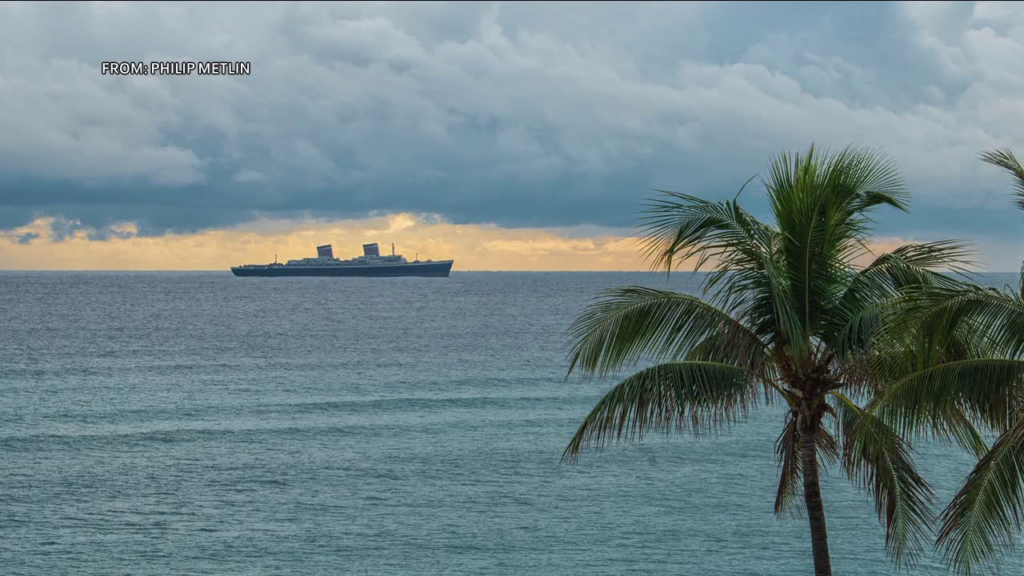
[0,214,912,272]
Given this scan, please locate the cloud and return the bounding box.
[233,169,266,183]
[0,58,205,186]
[16,231,39,245]
[2,2,1024,268]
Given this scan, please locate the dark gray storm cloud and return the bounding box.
[2,1,1024,262]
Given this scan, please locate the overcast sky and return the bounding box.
[2,1,1024,269]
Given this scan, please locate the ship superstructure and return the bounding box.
[231,243,453,277]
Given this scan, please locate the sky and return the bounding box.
[2,1,1024,270]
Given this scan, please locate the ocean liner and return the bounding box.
[231,243,453,277]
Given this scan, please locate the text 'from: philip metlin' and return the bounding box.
[101,61,251,76]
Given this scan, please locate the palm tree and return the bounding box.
[562,145,972,576]
[868,149,1024,575]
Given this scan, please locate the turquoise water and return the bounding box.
[2,271,1021,575]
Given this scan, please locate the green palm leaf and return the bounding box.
[774,413,840,517]
[567,287,769,379]
[826,241,974,359]
[938,415,1024,575]
[833,392,935,569]
[909,286,1024,360]
[765,145,907,352]
[636,190,807,354]
[981,149,1024,213]
[563,361,755,462]
[871,358,1024,438]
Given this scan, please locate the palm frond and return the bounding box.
[873,242,976,275]
[871,359,1024,437]
[892,284,1024,361]
[775,414,840,517]
[563,361,755,462]
[861,283,1022,403]
[826,241,975,357]
[775,415,803,516]
[848,317,994,456]
[1019,258,1024,298]
[566,286,768,379]
[833,392,935,569]
[637,190,776,277]
[763,145,908,356]
[938,415,1024,575]
[938,406,991,461]
[635,190,808,353]
[981,148,1024,213]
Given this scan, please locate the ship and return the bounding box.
[230,243,454,277]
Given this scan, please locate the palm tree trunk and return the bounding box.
[801,423,832,576]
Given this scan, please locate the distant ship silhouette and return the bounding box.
[231,243,453,277]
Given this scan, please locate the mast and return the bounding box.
[392,243,395,256]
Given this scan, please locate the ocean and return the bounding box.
[2,271,1021,575]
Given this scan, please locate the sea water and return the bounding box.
[2,271,1022,575]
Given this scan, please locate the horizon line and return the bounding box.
[1,269,1020,274]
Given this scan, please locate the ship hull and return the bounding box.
[231,260,454,278]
